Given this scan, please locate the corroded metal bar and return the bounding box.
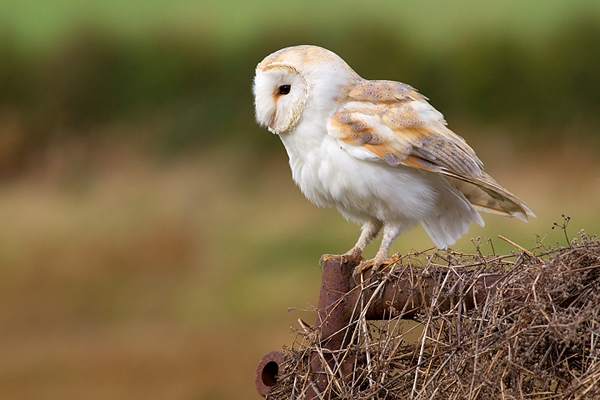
[255,350,286,397]
[256,257,504,399]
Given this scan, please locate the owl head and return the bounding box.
[253,45,360,134]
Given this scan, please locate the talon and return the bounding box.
[341,247,364,264]
[353,259,376,277]
[319,254,343,267]
[353,253,400,277]
[384,253,401,266]
[320,248,365,267]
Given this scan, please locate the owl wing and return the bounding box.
[327,80,535,221]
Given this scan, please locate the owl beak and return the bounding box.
[267,112,278,134]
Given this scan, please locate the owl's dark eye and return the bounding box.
[278,85,291,95]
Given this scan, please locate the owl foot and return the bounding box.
[353,253,400,277]
[319,254,342,267]
[319,248,364,268]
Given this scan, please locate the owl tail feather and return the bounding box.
[421,180,484,249]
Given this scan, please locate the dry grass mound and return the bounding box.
[268,229,600,399]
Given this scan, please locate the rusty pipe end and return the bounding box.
[255,350,285,397]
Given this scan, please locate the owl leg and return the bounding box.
[319,221,381,266]
[343,221,382,260]
[354,224,401,276]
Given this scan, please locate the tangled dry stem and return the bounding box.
[268,230,600,399]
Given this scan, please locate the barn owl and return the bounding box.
[253,45,535,275]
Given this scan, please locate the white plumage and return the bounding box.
[253,45,535,273]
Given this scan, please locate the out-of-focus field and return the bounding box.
[0,1,600,399]
[0,143,598,399]
[3,0,599,51]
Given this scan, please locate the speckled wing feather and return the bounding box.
[328,80,535,221]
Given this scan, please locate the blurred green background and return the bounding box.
[0,1,599,399]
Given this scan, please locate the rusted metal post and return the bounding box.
[255,351,286,397]
[307,258,359,398]
[255,257,504,398]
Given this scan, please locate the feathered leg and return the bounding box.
[320,221,382,266]
[354,224,401,276]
